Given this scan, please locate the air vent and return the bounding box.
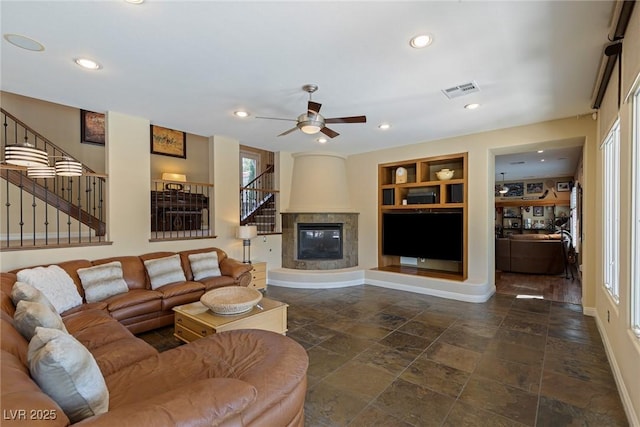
[442,81,480,99]
[509,161,526,165]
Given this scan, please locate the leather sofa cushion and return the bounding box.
[110,299,163,322]
[75,379,256,427]
[63,308,119,335]
[1,350,70,427]
[154,281,205,298]
[1,311,29,366]
[90,338,158,377]
[200,275,236,291]
[105,289,162,312]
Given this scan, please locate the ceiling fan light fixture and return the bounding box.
[300,124,322,134]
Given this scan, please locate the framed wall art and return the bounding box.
[150,125,186,159]
[526,182,544,194]
[80,110,105,145]
[533,206,544,217]
[556,181,571,192]
[504,182,524,197]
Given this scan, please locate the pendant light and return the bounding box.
[5,143,49,167]
[499,172,509,194]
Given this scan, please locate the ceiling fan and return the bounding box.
[256,84,366,138]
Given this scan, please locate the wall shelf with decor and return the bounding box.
[377,153,467,281]
[495,202,570,237]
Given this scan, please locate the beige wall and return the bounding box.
[589,4,640,424]
[150,132,210,184]
[347,116,596,289]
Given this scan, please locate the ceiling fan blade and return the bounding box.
[320,127,339,138]
[255,116,297,122]
[324,115,367,124]
[308,101,322,114]
[277,127,299,137]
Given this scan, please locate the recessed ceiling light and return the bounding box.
[124,0,144,3]
[537,150,544,153]
[234,110,250,118]
[409,34,433,49]
[317,137,328,144]
[4,34,44,52]
[540,159,545,162]
[378,123,391,130]
[464,103,480,110]
[74,58,101,70]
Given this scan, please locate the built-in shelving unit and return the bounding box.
[377,153,468,281]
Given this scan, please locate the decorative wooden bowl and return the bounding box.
[436,168,454,180]
[200,286,263,315]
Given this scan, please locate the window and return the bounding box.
[602,119,620,302]
[240,151,260,187]
[632,84,640,337]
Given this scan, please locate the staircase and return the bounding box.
[1,108,107,248]
[240,164,279,234]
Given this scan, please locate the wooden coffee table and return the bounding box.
[173,297,288,343]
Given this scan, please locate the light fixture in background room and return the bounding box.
[161,172,187,182]
[499,172,509,194]
[237,225,258,264]
[161,172,187,190]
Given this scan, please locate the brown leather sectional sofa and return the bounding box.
[496,233,565,275]
[0,248,309,426]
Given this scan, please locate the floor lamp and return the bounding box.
[237,225,258,264]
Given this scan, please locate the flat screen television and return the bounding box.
[382,211,463,262]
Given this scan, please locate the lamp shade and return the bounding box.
[237,225,258,239]
[162,173,187,182]
[27,165,56,178]
[55,159,83,177]
[5,144,49,167]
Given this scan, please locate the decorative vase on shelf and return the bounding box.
[395,167,407,184]
[436,168,454,181]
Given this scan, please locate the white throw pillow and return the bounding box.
[77,261,129,303]
[28,327,109,423]
[188,251,222,280]
[14,300,68,341]
[10,281,57,312]
[16,266,82,314]
[143,254,186,290]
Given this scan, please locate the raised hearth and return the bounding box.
[282,212,358,270]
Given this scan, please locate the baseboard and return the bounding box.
[592,311,639,426]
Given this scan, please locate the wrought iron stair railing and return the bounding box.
[1,108,107,249]
[240,164,279,234]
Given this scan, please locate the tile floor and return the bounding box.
[139,285,629,426]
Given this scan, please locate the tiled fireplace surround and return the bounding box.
[282,212,358,270]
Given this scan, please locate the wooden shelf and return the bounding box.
[378,152,468,281]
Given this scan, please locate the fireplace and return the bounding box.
[298,223,343,260]
[282,212,358,270]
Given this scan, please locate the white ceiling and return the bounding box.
[1,1,613,161]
